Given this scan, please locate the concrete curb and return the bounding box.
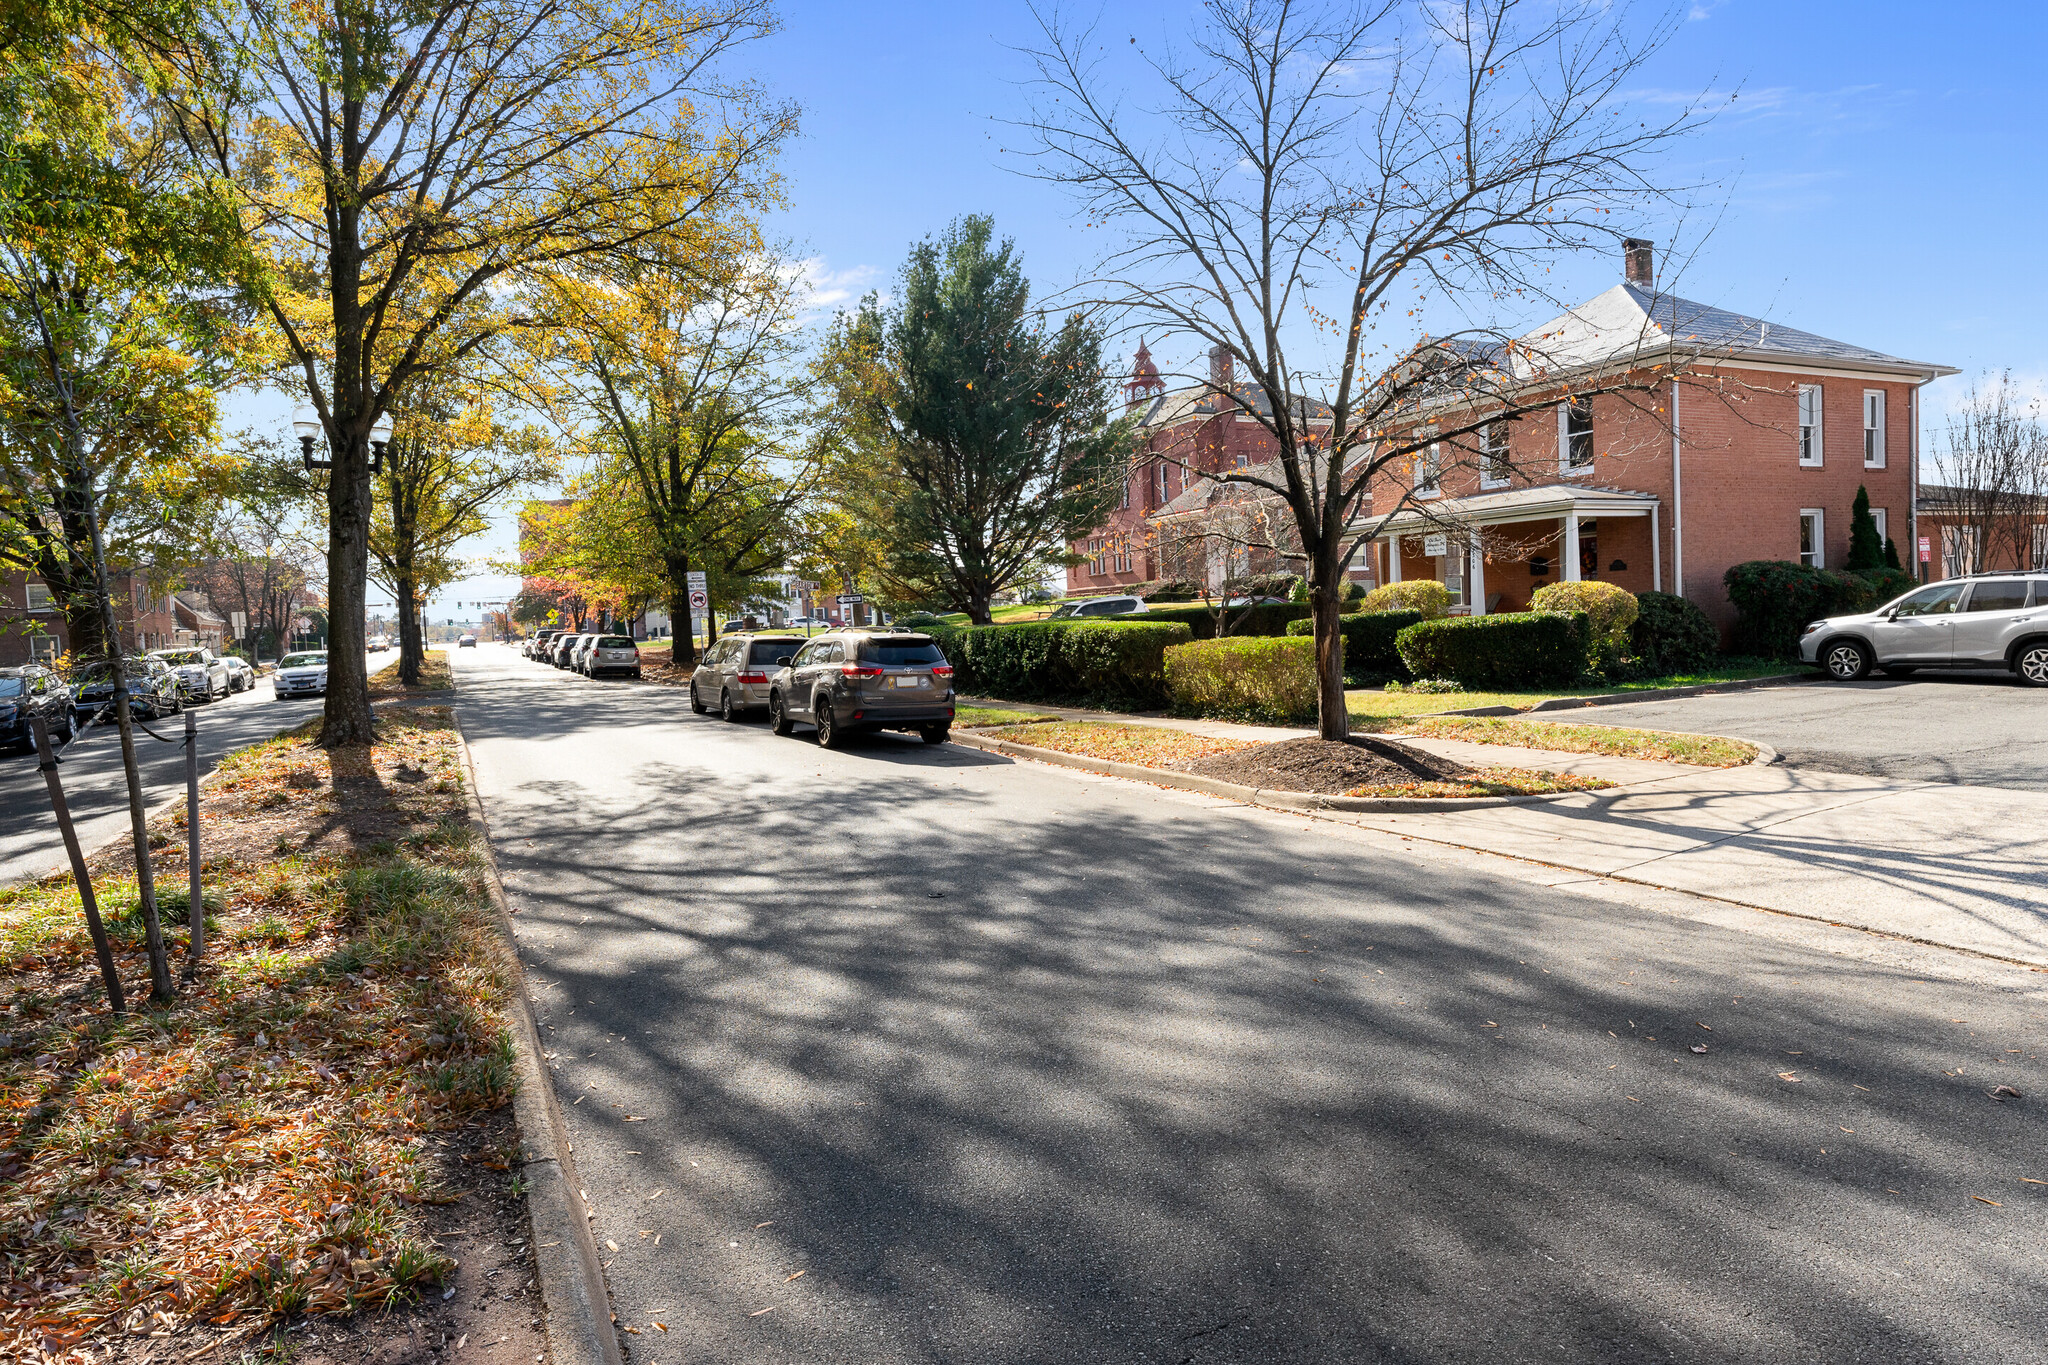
[451,713,625,1365]
[953,729,1630,813]
[1437,671,1816,717]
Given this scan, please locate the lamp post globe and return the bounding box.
[291,407,326,470]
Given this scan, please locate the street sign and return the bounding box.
[688,589,708,612]
[1918,536,1932,563]
[230,611,246,637]
[294,616,310,631]
[1422,533,1448,557]
[686,570,707,592]
[836,593,864,605]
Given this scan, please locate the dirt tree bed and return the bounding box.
[1179,735,1471,794]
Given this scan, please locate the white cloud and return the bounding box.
[792,257,882,313]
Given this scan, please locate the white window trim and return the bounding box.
[1863,389,1887,469]
[1799,507,1825,569]
[1479,421,1511,489]
[1559,400,1594,477]
[1871,507,1887,548]
[2034,523,2048,573]
[1797,384,1823,467]
[25,581,53,613]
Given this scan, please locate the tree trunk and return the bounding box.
[319,430,375,746]
[665,550,697,667]
[396,571,422,685]
[1311,570,1348,742]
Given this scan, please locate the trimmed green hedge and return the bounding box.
[1285,610,1423,680]
[1629,591,1720,675]
[1723,561,1907,659]
[1395,612,1591,689]
[1164,636,1318,724]
[938,619,1194,705]
[1135,602,1311,639]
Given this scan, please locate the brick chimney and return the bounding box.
[1623,238,1654,288]
[1208,343,1233,394]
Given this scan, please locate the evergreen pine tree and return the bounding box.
[1883,536,1902,571]
[1846,485,1884,571]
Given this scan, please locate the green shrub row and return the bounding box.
[1163,636,1319,724]
[1136,602,1310,639]
[1724,561,1917,659]
[933,619,1193,705]
[1284,610,1423,680]
[1394,612,1592,689]
[1629,591,1720,675]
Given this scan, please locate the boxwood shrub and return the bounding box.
[1628,591,1720,675]
[947,619,1193,706]
[1285,610,1422,681]
[1164,636,1319,724]
[1394,611,1591,689]
[1134,602,1311,639]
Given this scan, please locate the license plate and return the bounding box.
[886,676,926,689]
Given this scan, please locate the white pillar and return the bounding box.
[1386,537,1402,582]
[1470,541,1487,615]
[1650,505,1662,592]
[1563,515,1581,582]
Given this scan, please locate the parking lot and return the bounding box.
[1572,671,2048,790]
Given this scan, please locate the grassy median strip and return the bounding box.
[1343,767,1616,799]
[367,651,453,696]
[1384,715,1758,767]
[979,720,1254,766]
[0,708,517,1355]
[955,705,1061,727]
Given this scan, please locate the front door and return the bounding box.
[1950,579,2032,664]
[1866,581,1964,663]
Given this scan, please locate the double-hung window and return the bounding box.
[1415,441,1442,498]
[1559,400,1594,475]
[24,581,53,613]
[1863,391,1887,468]
[1155,461,1172,505]
[1480,420,1512,488]
[1797,385,1823,466]
[1799,508,1825,569]
[1872,507,1888,553]
[2035,524,2048,572]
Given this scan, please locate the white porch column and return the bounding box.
[1469,541,1487,615]
[1563,515,1581,582]
[1386,537,1402,582]
[1650,505,1662,592]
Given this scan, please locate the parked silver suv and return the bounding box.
[691,632,805,720]
[1800,573,2048,683]
[767,630,955,747]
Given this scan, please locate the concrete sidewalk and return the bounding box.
[962,698,2048,968]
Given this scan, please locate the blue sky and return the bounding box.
[409,0,2047,621]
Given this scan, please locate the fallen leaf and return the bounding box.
[1972,1196,2002,1207]
[750,1306,775,1317]
[755,1221,774,1228]
[1690,1045,1709,1054]
[1696,1022,1712,1031]
[455,1334,466,1350]
[646,1189,666,1200]
[1988,1085,2022,1100]
[624,1115,648,1122]
[1777,1072,1800,1082]
[785,1269,805,1282]
[605,1240,619,1252]
[655,1322,669,1331]
[2020,1178,2046,1186]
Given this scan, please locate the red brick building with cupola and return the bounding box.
[1069,240,1957,640]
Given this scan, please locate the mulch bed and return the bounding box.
[1178,735,1473,795]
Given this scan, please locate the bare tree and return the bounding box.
[1019,0,1707,738]
[1925,372,2048,575]
[1150,469,1304,635]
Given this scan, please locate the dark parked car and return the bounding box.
[550,633,588,668]
[71,657,181,724]
[0,664,77,751]
[767,630,954,747]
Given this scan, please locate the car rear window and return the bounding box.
[749,640,801,665]
[0,676,22,697]
[596,637,635,648]
[862,638,945,665]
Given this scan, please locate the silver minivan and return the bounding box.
[1800,573,2048,682]
[767,630,955,747]
[691,633,806,720]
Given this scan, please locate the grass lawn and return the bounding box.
[0,708,521,1353]
[1346,658,1798,724]
[367,650,452,695]
[1385,715,1759,767]
[932,603,1054,626]
[1343,768,1615,799]
[956,705,1061,727]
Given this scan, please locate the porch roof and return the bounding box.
[1357,483,1661,538]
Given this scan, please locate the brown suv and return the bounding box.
[767,630,954,747]
[691,632,807,720]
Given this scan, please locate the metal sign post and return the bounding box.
[31,717,125,1014]
[184,707,204,963]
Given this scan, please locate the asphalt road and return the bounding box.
[452,645,2048,1365]
[0,656,366,886]
[1569,671,2048,790]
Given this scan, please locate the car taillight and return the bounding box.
[840,663,883,678]
[737,671,768,684]
[931,664,954,679]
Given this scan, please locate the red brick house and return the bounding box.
[1075,241,1957,638]
[0,568,184,666]
[1913,485,2048,581]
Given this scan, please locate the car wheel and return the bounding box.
[58,711,74,742]
[920,725,950,746]
[720,689,739,723]
[1823,640,1871,681]
[2016,642,2048,687]
[814,697,840,748]
[769,692,793,735]
[689,682,707,714]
